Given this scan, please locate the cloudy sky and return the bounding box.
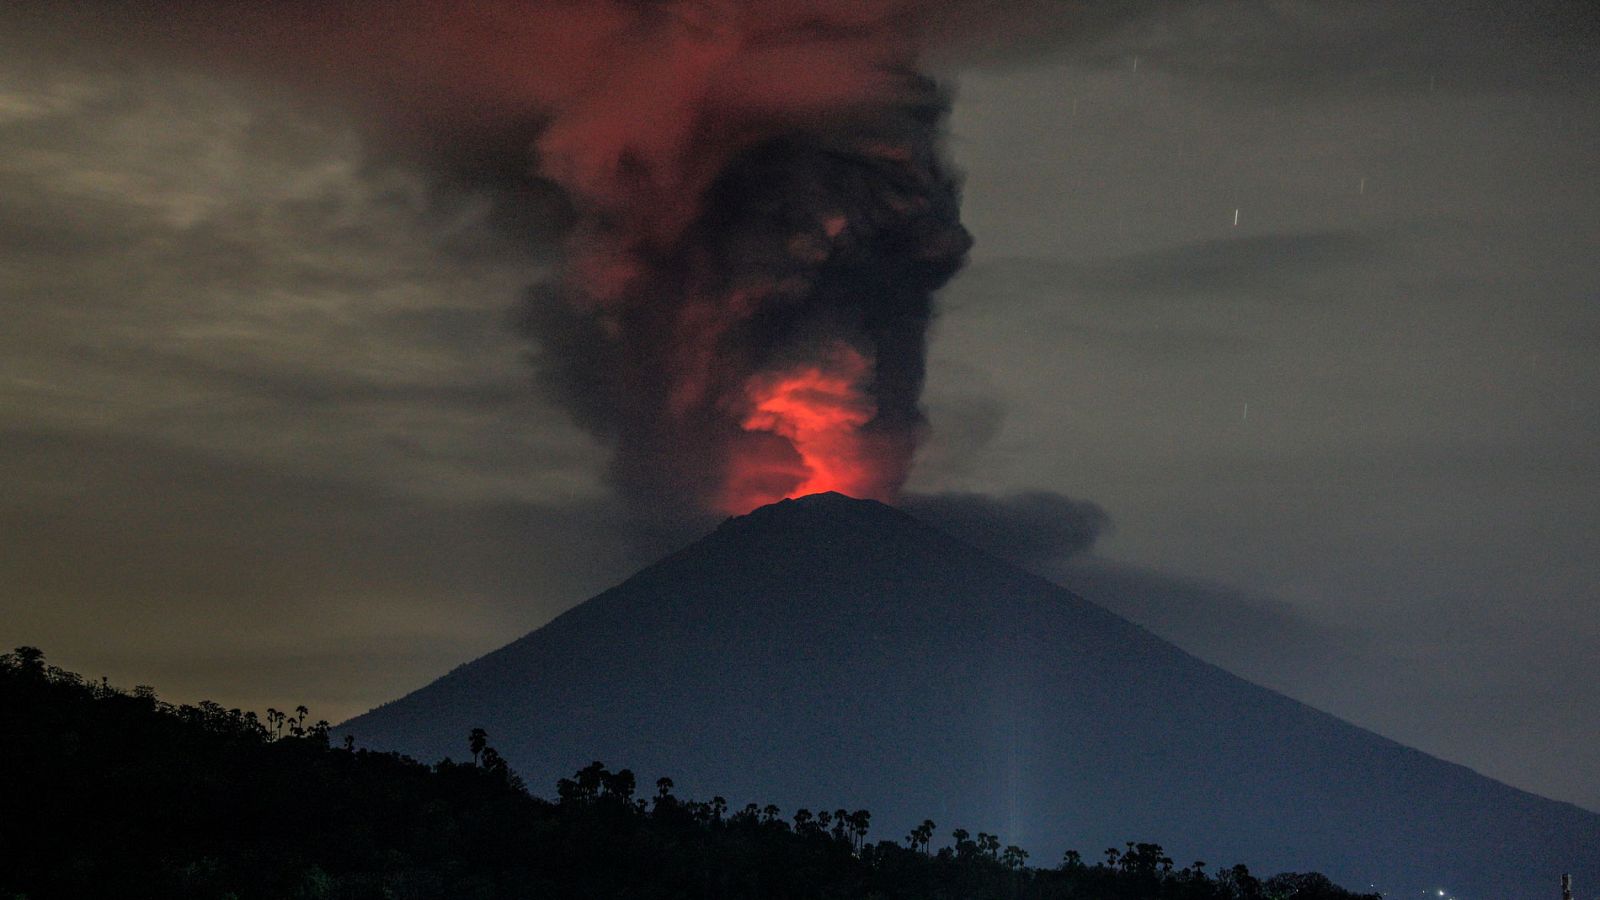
[3,1,1597,811]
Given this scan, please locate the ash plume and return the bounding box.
[491,3,977,518]
[77,0,1141,522]
[526,74,970,517]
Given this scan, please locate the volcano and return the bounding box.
[341,493,1598,899]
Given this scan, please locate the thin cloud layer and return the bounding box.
[901,490,1111,567]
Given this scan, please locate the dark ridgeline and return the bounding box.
[342,492,1600,900]
[1,647,1381,900]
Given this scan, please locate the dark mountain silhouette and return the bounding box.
[341,492,1599,900]
[0,647,1384,900]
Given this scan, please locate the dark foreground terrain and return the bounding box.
[0,647,1378,900]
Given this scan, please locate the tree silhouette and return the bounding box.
[953,828,977,862]
[0,647,1387,900]
[9,646,45,677]
[847,809,871,852]
[907,818,936,854]
[1002,844,1029,870]
[602,767,636,801]
[462,727,486,767]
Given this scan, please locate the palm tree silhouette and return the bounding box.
[908,819,935,854]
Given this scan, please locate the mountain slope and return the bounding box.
[342,493,1598,899]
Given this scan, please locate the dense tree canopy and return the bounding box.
[0,648,1381,900]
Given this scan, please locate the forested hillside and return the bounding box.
[0,647,1378,900]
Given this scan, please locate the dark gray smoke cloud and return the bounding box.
[900,490,1111,568]
[72,0,1160,524]
[525,79,971,524]
[23,1,1168,529]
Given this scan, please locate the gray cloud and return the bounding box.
[1051,558,1371,683]
[1072,0,1600,100]
[0,45,598,508]
[931,231,1384,361]
[0,426,642,721]
[912,382,1010,482]
[1075,231,1385,297]
[900,489,1112,568]
[1052,556,1600,811]
[0,35,628,717]
[954,231,1385,308]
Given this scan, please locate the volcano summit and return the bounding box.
[342,493,1599,899]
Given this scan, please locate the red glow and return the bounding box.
[721,344,890,514]
[144,0,970,519]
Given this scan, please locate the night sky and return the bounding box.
[3,0,1597,813]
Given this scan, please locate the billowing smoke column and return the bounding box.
[139,0,1004,517]
[530,74,969,515]
[520,6,972,516]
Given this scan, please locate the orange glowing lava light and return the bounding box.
[721,344,890,513]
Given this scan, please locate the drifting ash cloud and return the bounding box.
[901,490,1111,567]
[43,0,1150,526]
[522,74,970,520]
